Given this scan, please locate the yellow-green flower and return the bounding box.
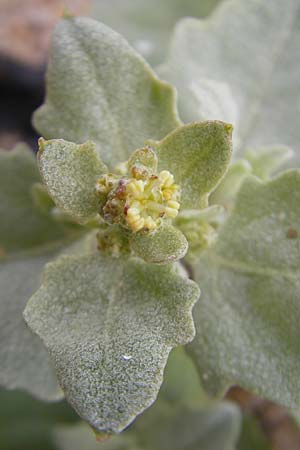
[125,170,180,232]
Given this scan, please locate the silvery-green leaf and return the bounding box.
[127,147,158,174]
[177,78,239,127]
[175,207,222,260]
[0,146,86,399]
[0,234,96,400]
[149,121,233,209]
[131,224,188,264]
[55,348,241,450]
[210,160,252,210]
[245,146,294,180]
[210,147,292,211]
[91,0,220,65]
[0,145,79,257]
[38,138,106,223]
[189,171,300,408]
[0,144,96,399]
[34,17,179,168]
[162,0,300,163]
[24,253,199,433]
[0,252,63,400]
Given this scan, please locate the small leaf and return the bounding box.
[189,170,300,408]
[38,138,106,223]
[148,121,233,209]
[245,146,293,179]
[210,159,252,210]
[127,147,158,174]
[34,17,179,168]
[24,253,199,433]
[161,0,300,163]
[130,224,188,264]
[0,145,79,257]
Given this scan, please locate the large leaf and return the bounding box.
[54,348,241,450]
[38,139,106,223]
[34,16,179,168]
[161,0,300,163]
[0,145,78,257]
[91,0,221,65]
[149,121,233,209]
[189,171,300,408]
[24,253,199,433]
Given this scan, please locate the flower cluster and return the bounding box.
[125,170,180,232]
[96,147,181,233]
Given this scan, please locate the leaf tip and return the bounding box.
[38,137,46,150]
[37,137,48,161]
[93,428,111,442]
[224,122,233,137]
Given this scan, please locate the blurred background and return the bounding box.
[0,0,90,151]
